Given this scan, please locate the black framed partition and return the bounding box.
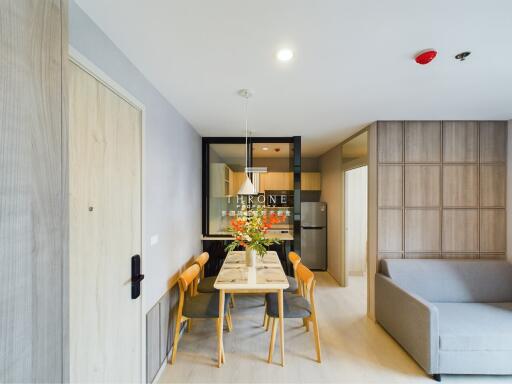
[201,136,301,275]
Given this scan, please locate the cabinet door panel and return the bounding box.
[378,121,403,163]
[404,165,440,207]
[480,165,506,207]
[442,209,479,252]
[404,209,440,252]
[480,121,507,163]
[443,165,478,207]
[404,121,441,163]
[443,121,478,163]
[378,209,402,251]
[301,172,321,190]
[378,165,402,207]
[480,209,506,252]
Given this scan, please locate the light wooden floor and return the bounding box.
[159,273,512,384]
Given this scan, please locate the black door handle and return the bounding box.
[131,254,144,299]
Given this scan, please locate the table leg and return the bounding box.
[218,290,225,367]
[278,289,285,367]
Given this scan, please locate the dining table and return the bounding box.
[214,250,290,367]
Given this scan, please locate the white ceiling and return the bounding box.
[75,0,512,156]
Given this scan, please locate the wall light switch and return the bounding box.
[150,234,159,246]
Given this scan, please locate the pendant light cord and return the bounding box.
[244,95,249,175]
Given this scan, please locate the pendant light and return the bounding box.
[237,89,257,195]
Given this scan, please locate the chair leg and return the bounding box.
[267,317,277,364]
[170,315,182,364]
[263,301,268,328]
[226,310,233,332]
[187,319,192,332]
[230,294,235,308]
[265,313,272,331]
[311,315,321,363]
[304,317,309,332]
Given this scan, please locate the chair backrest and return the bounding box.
[288,251,301,270]
[194,252,209,278]
[296,263,316,301]
[178,264,200,293]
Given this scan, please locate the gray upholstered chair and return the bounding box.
[169,263,232,364]
[195,252,236,309]
[263,251,301,329]
[194,252,216,294]
[265,263,321,364]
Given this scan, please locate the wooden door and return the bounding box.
[69,62,142,382]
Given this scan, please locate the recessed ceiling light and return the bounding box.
[262,146,269,151]
[277,49,294,62]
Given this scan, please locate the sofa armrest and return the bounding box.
[375,273,439,374]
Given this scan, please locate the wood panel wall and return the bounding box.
[0,1,67,382]
[377,121,507,260]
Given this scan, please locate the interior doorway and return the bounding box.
[344,166,368,277]
[340,129,368,301]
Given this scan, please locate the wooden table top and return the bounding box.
[214,251,289,291]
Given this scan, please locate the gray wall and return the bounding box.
[69,1,202,314]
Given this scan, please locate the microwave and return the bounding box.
[265,190,294,207]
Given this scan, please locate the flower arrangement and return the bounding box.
[225,205,286,257]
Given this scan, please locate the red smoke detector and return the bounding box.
[415,50,437,65]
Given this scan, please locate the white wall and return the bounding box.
[345,166,368,275]
[508,120,512,263]
[70,1,202,312]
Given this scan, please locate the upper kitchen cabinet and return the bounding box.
[301,172,321,190]
[231,171,246,196]
[210,163,231,197]
[259,172,294,191]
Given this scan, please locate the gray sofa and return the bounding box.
[375,259,512,381]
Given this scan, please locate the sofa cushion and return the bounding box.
[435,302,512,351]
[381,259,512,302]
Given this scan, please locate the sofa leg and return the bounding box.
[432,374,441,382]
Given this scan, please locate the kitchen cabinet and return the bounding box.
[231,171,246,196]
[260,172,293,191]
[210,163,232,197]
[301,172,321,190]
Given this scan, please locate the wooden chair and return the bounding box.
[169,263,233,364]
[286,251,301,293]
[263,251,301,330]
[266,263,321,364]
[194,251,235,308]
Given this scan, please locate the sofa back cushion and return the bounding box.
[380,259,512,302]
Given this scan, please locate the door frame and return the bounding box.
[343,164,368,279]
[68,45,147,383]
[338,128,369,314]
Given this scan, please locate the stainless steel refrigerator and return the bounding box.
[300,202,327,270]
